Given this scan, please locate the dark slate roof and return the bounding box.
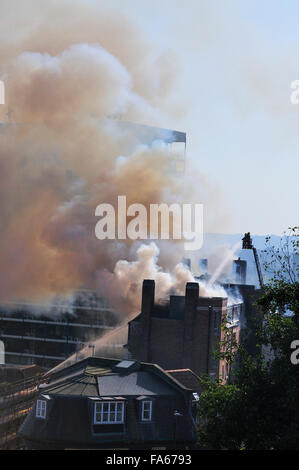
[40,357,193,398]
[43,374,98,397]
[166,369,202,393]
[44,356,118,380]
[97,371,175,396]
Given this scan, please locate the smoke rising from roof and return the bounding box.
[96,242,243,315]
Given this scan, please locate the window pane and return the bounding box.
[116,402,123,422]
[142,401,152,420]
[102,403,109,412]
[110,403,116,413]
[36,400,46,418]
[94,403,101,423]
[95,403,100,413]
[116,402,122,412]
[111,403,116,422]
[94,401,124,424]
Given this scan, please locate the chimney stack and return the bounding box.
[184,282,199,340]
[141,279,155,361]
[141,279,155,319]
[182,282,199,368]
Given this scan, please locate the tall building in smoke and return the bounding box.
[199,258,208,274]
[0,121,187,369]
[112,120,187,175]
[0,289,119,368]
[233,258,247,284]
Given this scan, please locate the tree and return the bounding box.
[197,228,299,450]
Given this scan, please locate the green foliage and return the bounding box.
[197,379,245,449]
[197,228,299,450]
[262,226,298,284]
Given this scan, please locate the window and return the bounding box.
[36,399,47,419]
[94,401,124,424]
[225,363,229,380]
[214,311,220,334]
[141,400,152,421]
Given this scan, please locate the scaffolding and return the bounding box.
[0,373,43,449]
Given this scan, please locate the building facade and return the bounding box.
[19,356,200,449]
[0,289,119,369]
[128,280,236,378]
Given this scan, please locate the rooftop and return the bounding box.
[40,356,201,398]
[166,369,202,394]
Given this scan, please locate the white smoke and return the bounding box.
[96,241,243,315]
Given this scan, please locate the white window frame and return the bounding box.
[141,400,153,422]
[36,399,47,419]
[94,401,124,425]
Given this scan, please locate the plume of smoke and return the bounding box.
[0,29,181,303]
[0,295,76,318]
[96,241,241,315]
[95,242,194,314]
[0,0,229,317]
[208,241,242,286]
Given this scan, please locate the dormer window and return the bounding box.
[94,401,124,424]
[141,400,153,421]
[36,399,47,419]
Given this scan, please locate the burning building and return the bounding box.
[127,257,261,381]
[0,120,187,370]
[112,120,186,175]
[233,258,247,284]
[128,280,241,378]
[0,290,119,369]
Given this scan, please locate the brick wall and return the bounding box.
[128,280,228,377]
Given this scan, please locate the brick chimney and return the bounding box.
[140,279,155,361]
[184,282,199,338]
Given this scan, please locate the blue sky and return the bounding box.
[103,0,299,236]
